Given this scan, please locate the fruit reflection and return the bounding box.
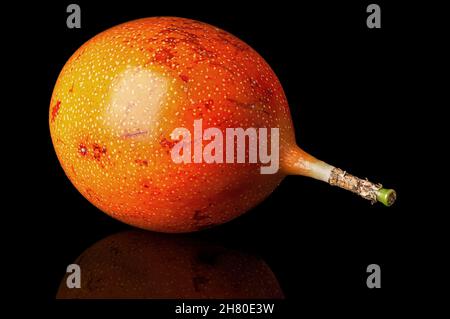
[56,230,284,299]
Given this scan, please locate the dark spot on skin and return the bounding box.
[191,204,219,230]
[78,143,88,156]
[154,47,175,63]
[193,210,210,221]
[216,30,250,52]
[85,187,102,203]
[191,100,217,118]
[192,210,217,230]
[192,45,216,62]
[141,179,160,195]
[135,159,148,166]
[72,48,85,63]
[259,88,274,105]
[179,74,189,82]
[194,109,203,118]
[204,99,214,111]
[160,137,176,154]
[93,143,107,161]
[69,82,74,93]
[51,100,61,122]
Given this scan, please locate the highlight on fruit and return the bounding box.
[49,16,396,233]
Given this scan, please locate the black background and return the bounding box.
[7,0,437,315]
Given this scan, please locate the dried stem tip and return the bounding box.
[328,168,396,206]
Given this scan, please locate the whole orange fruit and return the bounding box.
[50,17,294,232]
[50,17,395,233]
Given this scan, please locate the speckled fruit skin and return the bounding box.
[50,17,296,232]
[56,231,284,299]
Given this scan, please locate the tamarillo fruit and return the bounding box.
[49,17,396,233]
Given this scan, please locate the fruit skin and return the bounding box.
[50,17,296,232]
[56,230,284,299]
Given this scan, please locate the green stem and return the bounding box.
[376,188,397,206]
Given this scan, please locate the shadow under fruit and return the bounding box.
[50,17,396,233]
